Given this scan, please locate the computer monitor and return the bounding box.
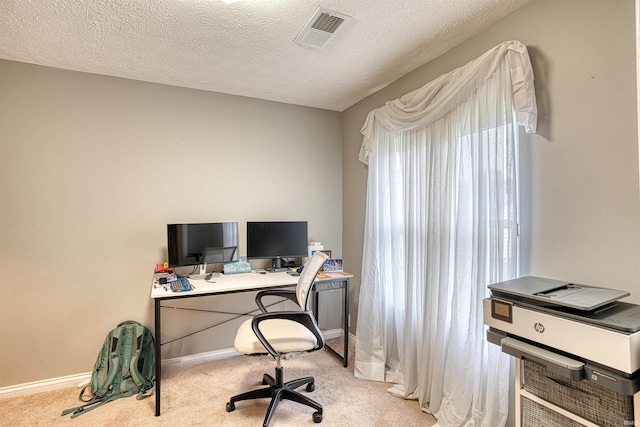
[246,221,308,271]
[167,222,239,278]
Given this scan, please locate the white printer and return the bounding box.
[483,276,640,426]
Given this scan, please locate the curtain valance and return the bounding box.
[359,40,537,164]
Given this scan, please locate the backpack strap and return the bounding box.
[62,393,119,418]
[129,325,144,389]
[92,328,124,400]
[77,384,93,403]
[129,325,156,399]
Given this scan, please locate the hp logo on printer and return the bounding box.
[534,322,545,333]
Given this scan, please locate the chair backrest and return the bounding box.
[296,251,329,310]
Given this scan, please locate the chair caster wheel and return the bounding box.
[226,402,235,412]
[313,411,322,423]
[306,382,315,392]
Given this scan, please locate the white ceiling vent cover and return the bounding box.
[295,8,352,49]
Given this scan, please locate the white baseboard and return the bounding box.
[161,347,242,370]
[327,329,357,344]
[0,372,93,400]
[0,329,354,400]
[323,328,344,340]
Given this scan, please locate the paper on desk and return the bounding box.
[322,272,348,278]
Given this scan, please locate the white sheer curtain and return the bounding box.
[355,41,537,426]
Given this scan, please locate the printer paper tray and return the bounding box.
[501,337,585,381]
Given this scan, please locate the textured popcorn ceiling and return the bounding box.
[0,0,531,111]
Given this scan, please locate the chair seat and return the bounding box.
[234,318,318,355]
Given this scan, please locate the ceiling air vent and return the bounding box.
[294,7,351,49]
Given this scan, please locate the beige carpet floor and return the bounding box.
[0,340,436,426]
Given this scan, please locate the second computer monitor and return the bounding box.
[246,221,308,271]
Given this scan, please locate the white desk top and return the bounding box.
[151,270,352,299]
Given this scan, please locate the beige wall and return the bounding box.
[0,61,342,387]
[343,0,640,335]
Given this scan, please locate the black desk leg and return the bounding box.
[154,298,161,416]
[343,279,349,367]
[316,279,350,367]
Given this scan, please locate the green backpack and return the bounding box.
[62,320,155,418]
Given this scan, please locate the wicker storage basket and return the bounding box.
[522,396,583,427]
[523,359,634,427]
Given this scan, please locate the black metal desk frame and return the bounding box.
[153,276,350,416]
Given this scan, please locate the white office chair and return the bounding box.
[226,251,329,426]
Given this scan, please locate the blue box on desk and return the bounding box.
[224,256,251,275]
[322,259,343,272]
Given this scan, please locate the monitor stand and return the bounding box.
[269,257,289,272]
[189,263,209,280]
